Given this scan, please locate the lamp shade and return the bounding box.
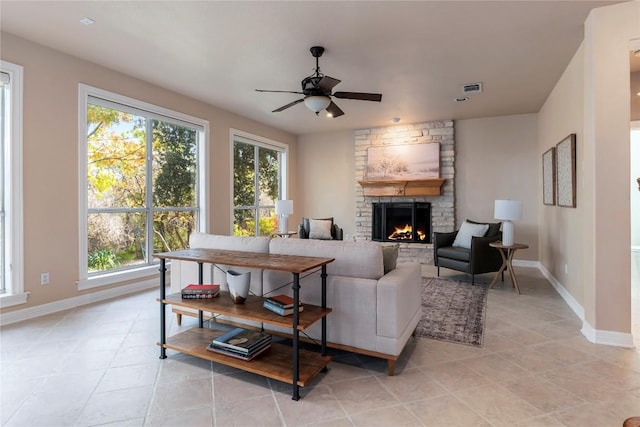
[304,96,331,113]
[494,200,522,221]
[275,199,293,216]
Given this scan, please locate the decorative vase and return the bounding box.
[226,270,250,304]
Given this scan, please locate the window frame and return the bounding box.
[0,60,26,308]
[78,84,209,290]
[230,129,288,236]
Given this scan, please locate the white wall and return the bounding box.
[456,114,539,261]
[538,43,585,305]
[296,130,356,238]
[632,124,640,249]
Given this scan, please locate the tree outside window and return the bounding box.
[86,101,199,274]
[233,135,285,237]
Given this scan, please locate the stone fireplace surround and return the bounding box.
[354,120,455,265]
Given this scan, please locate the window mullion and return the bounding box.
[254,145,260,235]
[146,119,154,263]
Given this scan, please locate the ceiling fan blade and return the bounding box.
[333,92,382,102]
[326,101,344,118]
[317,76,341,91]
[272,98,304,112]
[256,89,304,95]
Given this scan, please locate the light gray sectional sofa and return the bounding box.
[169,233,423,375]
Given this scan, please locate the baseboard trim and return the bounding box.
[0,279,158,326]
[536,262,585,320]
[536,262,636,348]
[581,320,635,348]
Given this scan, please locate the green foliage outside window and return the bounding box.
[87,103,198,273]
[233,140,281,237]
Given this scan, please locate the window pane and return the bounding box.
[257,208,278,237]
[233,208,255,236]
[88,212,146,273]
[258,146,280,207]
[0,79,5,292]
[233,141,255,207]
[153,210,195,253]
[152,120,197,208]
[87,104,146,209]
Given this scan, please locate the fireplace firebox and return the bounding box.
[372,202,431,244]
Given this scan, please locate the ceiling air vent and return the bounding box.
[462,82,483,94]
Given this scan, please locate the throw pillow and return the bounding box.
[309,219,333,239]
[382,244,399,274]
[466,219,501,237]
[452,221,489,249]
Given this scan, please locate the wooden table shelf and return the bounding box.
[160,327,331,386]
[163,292,332,331]
[155,248,334,401]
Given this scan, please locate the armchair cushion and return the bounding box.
[436,246,470,262]
[452,221,489,249]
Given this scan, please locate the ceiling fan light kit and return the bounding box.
[256,46,382,118]
[304,95,331,113]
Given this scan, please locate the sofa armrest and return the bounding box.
[376,262,422,339]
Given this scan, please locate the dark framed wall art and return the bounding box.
[555,134,577,208]
[542,147,556,205]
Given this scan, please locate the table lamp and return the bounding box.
[494,199,522,246]
[275,200,293,233]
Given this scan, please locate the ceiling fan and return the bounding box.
[255,46,382,118]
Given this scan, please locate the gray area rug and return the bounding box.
[415,277,488,347]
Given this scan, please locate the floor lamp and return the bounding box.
[275,200,293,233]
[494,200,522,246]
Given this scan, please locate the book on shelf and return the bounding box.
[206,341,271,361]
[182,284,220,294]
[265,294,297,309]
[212,327,272,355]
[263,300,304,316]
[181,293,218,299]
[181,284,219,298]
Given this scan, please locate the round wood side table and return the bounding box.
[488,242,529,294]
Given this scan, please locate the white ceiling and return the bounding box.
[0,1,630,136]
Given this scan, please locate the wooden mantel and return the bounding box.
[358,178,446,197]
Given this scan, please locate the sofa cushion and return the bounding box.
[269,238,384,280]
[189,233,271,253]
[452,221,489,249]
[437,246,471,262]
[308,219,333,240]
[382,244,399,274]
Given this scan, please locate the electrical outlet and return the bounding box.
[564,264,568,275]
[40,272,49,285]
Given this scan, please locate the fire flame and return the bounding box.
[388,224,426,241]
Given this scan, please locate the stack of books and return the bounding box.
[207,327,271,361]
[263,294,304,316]
[181,284,220,299]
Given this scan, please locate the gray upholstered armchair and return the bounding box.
[298,217,343,240]
[433,220,503,285]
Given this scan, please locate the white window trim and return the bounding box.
[229,129,288,235]
[77,84,209,290]
[0,60,26,308]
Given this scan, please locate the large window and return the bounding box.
[0,60,25,308]
[232,131,287,236]
[79,86,208,288]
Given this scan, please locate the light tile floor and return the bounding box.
[1,262,639,427]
